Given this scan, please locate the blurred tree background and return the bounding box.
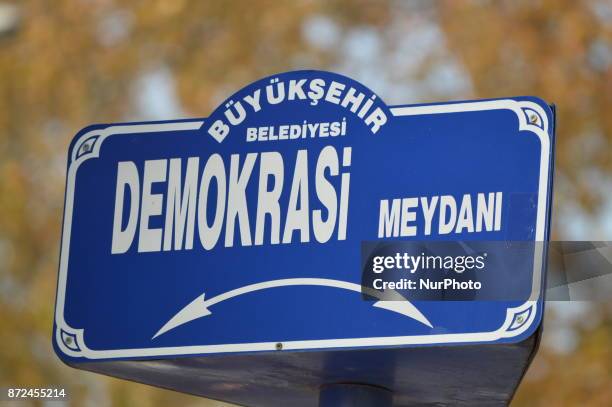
[0,0,609,405]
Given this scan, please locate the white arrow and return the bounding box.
[152,278,432,339]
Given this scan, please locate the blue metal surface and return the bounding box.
[53,70,554,366]
[79,334,539,406]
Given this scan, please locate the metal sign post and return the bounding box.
[319,384,392,407]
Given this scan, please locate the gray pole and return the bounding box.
[318,383,393,407]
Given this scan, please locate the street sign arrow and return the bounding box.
[153,277,433,339]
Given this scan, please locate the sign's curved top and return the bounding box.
[53,70,554,363]
[202,70,391,143]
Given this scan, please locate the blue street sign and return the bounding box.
[53,70,554,364]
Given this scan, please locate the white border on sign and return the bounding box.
[54,99,551,360]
